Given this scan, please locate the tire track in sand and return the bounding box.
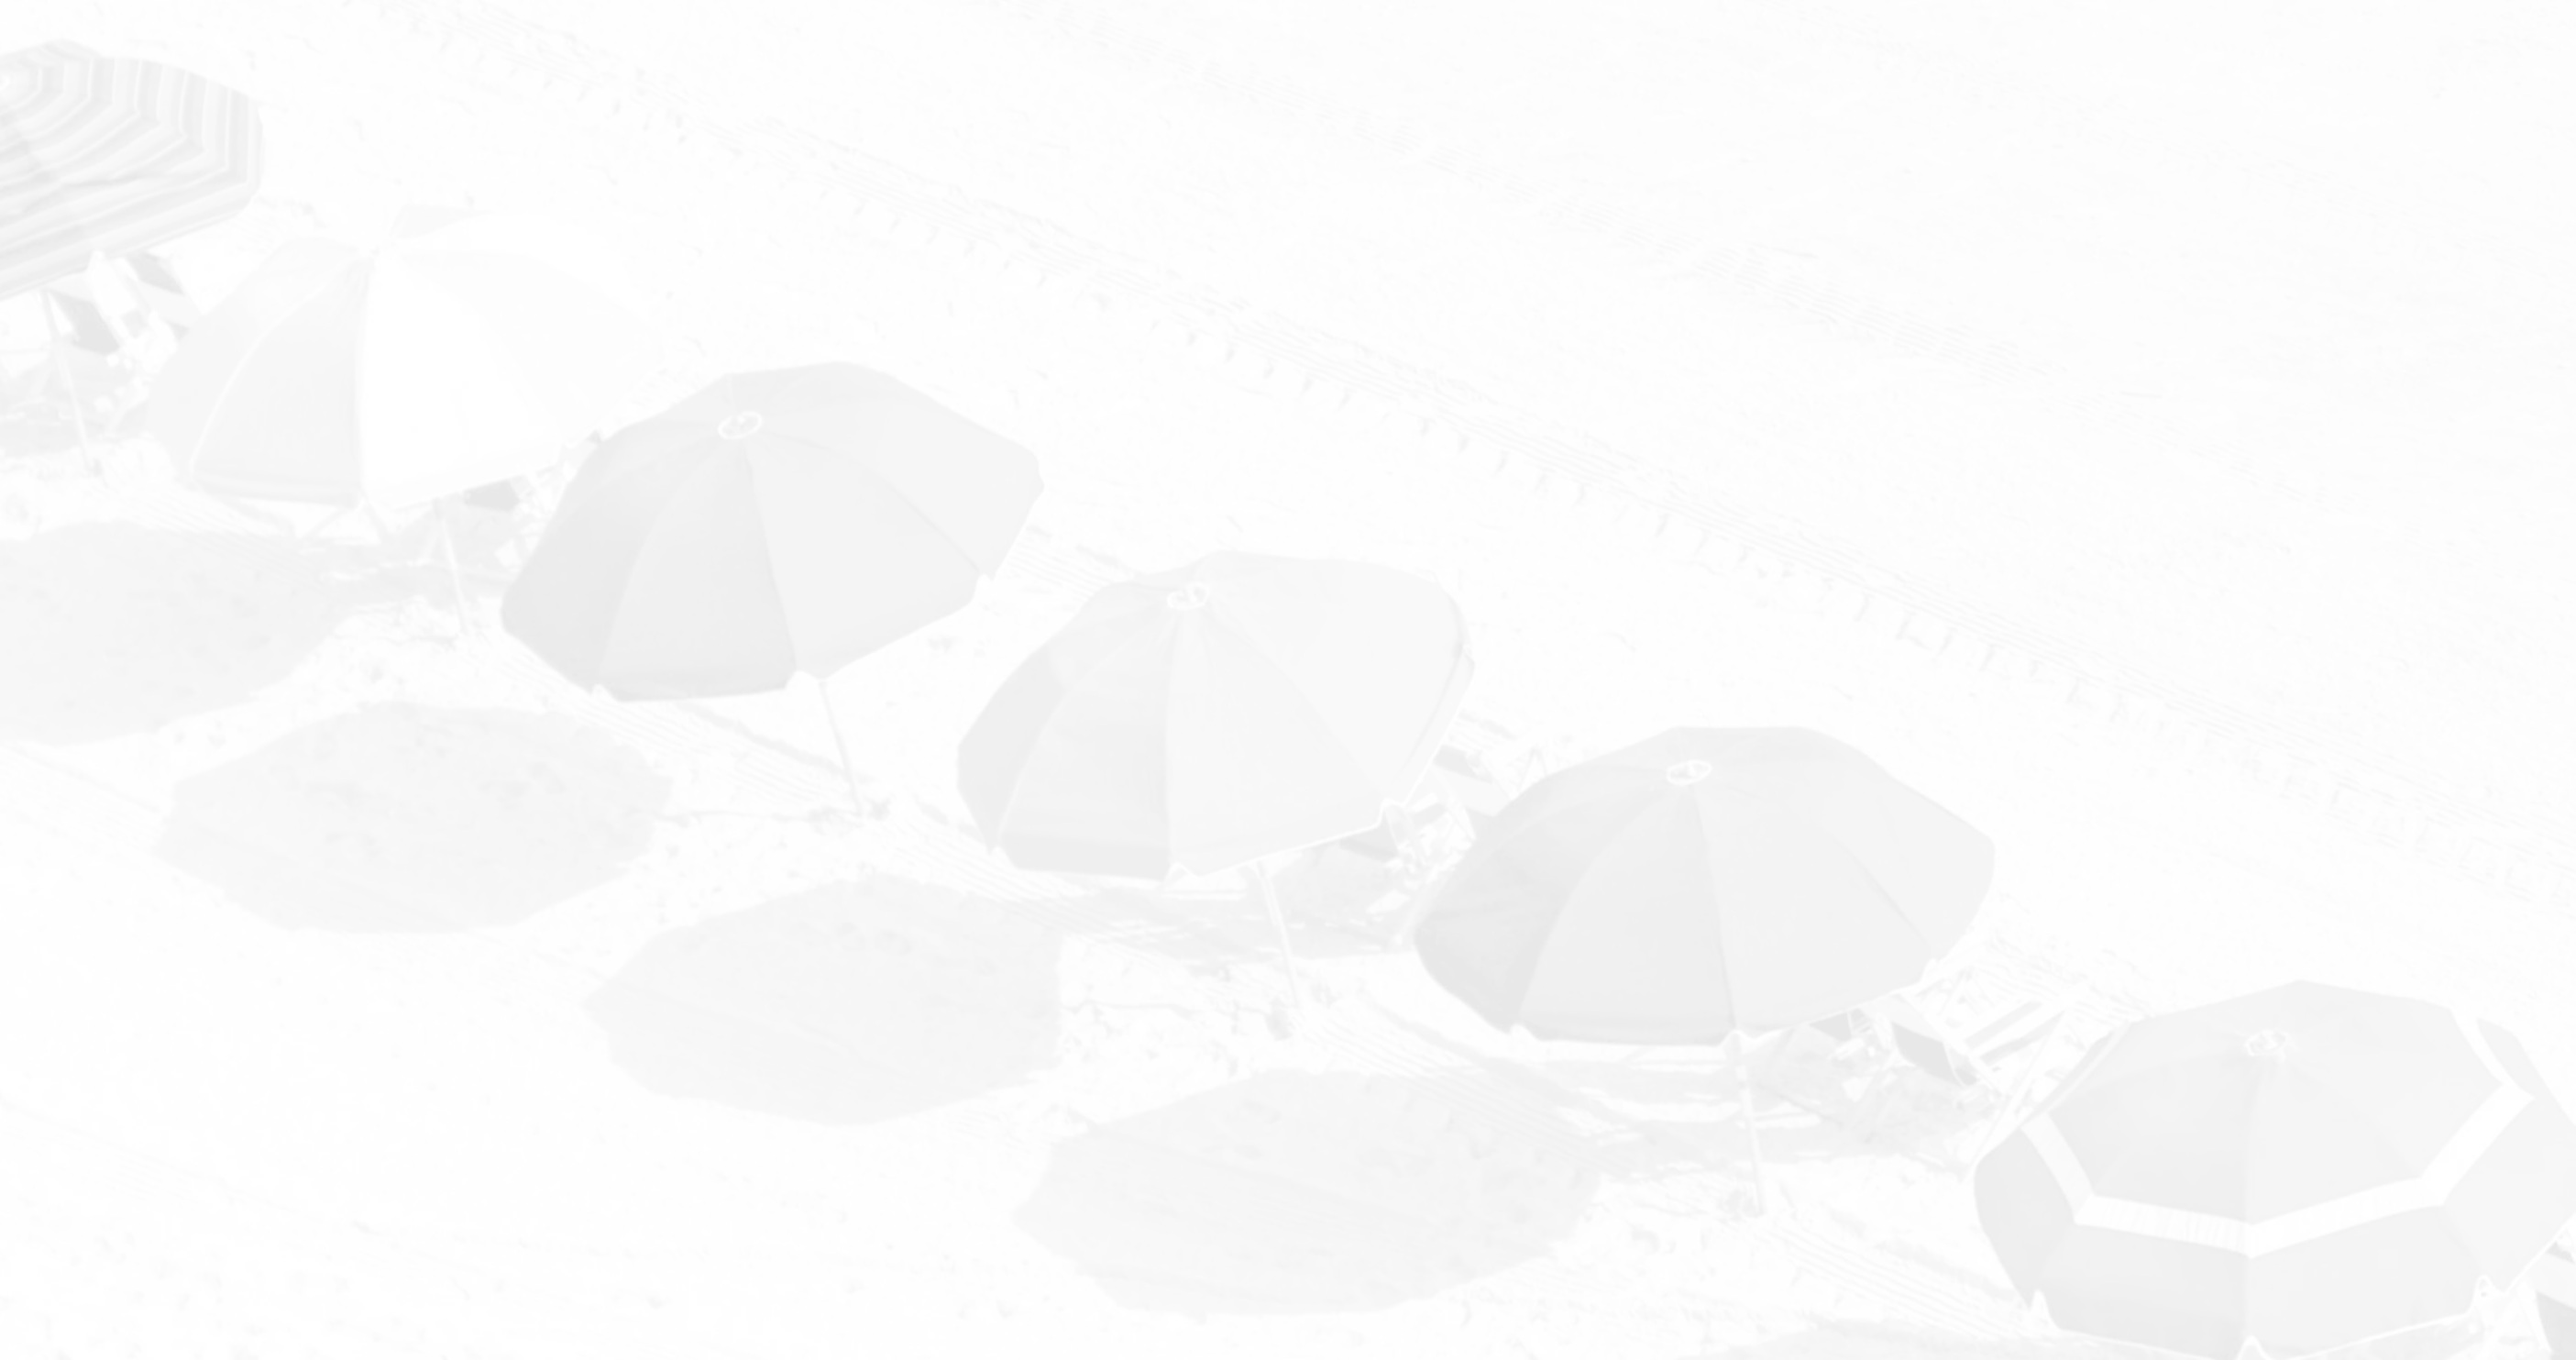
[337,0,2576,912]
[1690,0,2576,304]
[968,0,2576,590]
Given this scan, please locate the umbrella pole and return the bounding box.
[816,676,871,821]
[437,514,471,638]
[1735,1031,1768,1216]
[40,295,97,469]
[1251,857,1308,1020]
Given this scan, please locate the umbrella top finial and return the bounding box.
[1167,581,1212,610]
[718,411,764,440]
[1667,758,1713,785]
[2243,1027,2294,1060]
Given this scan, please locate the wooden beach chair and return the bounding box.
[1848,987,2075,1162]
[1751,916,1988,1087]
[1339,721,1556,947]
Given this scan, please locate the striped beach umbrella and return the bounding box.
[1974,982,2576,1360]
[147,205,662,511]
[2,42,262,302]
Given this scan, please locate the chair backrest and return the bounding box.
[1473,721,1546,798]
[47,253,176,363]
[1916,922,1988,1010]
[1883,992,2066,1089]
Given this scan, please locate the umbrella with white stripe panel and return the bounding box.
[1973,980,2576,1360]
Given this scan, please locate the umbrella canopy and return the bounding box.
[1975,981,2576,1360]
[146,205,661,509]
[1,42,262,302]
[957,552,1473,879]
[501,362,1042,701]
[1410,726,1993,1045]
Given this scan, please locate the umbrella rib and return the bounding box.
[985,607,1179,862]
[170,251,348,481]
[772,425,990,585]
[406,253,564,440]
[588,449,739,687]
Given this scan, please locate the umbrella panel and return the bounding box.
[590,451,799,699]
[743,427,983,676]
[972,622,1178,878]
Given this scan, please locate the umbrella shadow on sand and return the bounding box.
[586,877,1062,1125]
[1014,1069,1600,1316]
[156,702,670,931]
[0,523,402,743]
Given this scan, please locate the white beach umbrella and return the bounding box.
[147,205,663,512]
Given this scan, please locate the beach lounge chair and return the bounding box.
[21,250,192,473]
[1339,741,1514,860]
[1349,726,1546,953]
[1850,988,2075,1159]
[1751,922,1988,1081]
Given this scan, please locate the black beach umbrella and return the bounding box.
[1967,983,2576,1360]
[1411,721,1988,1211]
[963,548,1493,1010]
[504,358,1045,808]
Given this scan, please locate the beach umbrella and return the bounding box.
[502,361,1043,810]
[1974,981,2576,1360]
[2,41,263,303]
[1408,725,1996,1209]
[4,42,261,455]
[146,205,662,514]
[957,552,1474,1009]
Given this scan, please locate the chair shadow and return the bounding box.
[155,702,670,932]
[586,875,1063,1126]
[0,523,402,744]
[1013,1068,1601,1317]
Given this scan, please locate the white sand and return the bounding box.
[3,1,2570,1356]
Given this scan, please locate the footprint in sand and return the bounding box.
[322,829,380,860]
[303,778,373,808]
[1216,1097,1277,1133]
[1360,1148,1442,1179]
[523,757,569,803]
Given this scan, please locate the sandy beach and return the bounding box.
[3,1,2570,1355]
